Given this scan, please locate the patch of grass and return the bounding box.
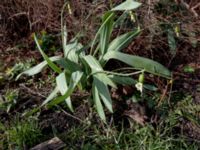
[56,94,200,150]
[0,118,42,150]
[58,122,199,150]
[5,59,34,80]
[0,89,19,113]
[0,90,198,149]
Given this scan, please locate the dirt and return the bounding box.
[0,0,200,146]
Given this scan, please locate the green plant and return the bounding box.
[33,30,57,52]
[0,89,19,113]
[170,95,200,125]
[6,60,34,80]
[183,65,195,73]
[18,0,171,121]
[59,120,199,150]
[1,118,42,150]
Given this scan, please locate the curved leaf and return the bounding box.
[34,34,62,74]
[62,25,68,56]
[93,75,113,113]
[100,12,115,55]
[95,74,117,88]
[104,51,171,78]
[56,58,81,74]
[112,0,142,11]
[42,86,59,106]
[108,75,137,85]
[48,71,83,108]
[92,83,106,121]
[83,55,116,88]
[107,28,140,52]
[16,56,61,80]
[83,55,103,73]
[56,72,73,112]
[90,13,115,55]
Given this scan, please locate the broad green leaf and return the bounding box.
[100,12,115,55]
[64,41,77,58]
[143,84,158,91]
[79,56,91,76]
[104,51,171,78]
[94,75,113,113]
[34,34,62,74]
[92,83,106,121]
[42,86,59,106]
[108,75,137,85]
[90,13,115,55]
[111,0,142,11]
[56,72,73,112]
[48,71,83,107]
[67,43,83,63]
[83,55,116,88]
[108,75,157,91]
[83,55,103,73]
[64,40,83,63]
[56,58,81,74]
[107,28,140,52]
[16,56,61,80]
[95,73,117,88]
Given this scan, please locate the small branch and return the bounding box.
[19,84,46,98]
[191,2,200,17]
[8,12,27,19]
[57,106,85,123]
[175,0,200,17]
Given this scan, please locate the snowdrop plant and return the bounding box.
[18,0,171,121]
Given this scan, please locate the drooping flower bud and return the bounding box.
[138,73,144,83]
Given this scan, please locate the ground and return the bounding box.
[0,0,200,149]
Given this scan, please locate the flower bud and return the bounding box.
[138,73,144,83]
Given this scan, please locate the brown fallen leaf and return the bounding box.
[124,102,148,126]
